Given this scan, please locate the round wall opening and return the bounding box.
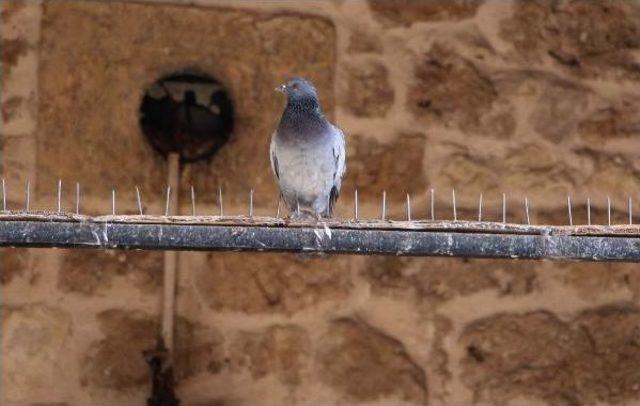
[139,71,234,162]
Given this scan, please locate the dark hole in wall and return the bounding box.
[139,71,234,163]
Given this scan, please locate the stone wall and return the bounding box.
[2,0,640,405]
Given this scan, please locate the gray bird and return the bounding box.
[270,78,346,218]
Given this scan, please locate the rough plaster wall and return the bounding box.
[1,0,640,405]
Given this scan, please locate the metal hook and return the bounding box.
[478,193,483,222]
[406,193,411,221]
[567,196,573,226]
[502,193,506,224]
[249,189,254,217]
[607,196,612,226]
[164,186,171,216]
[524,196,530,225]
[452,189,457,221]
[1,178,5,211]
[381,190,387,220]
[25,179,30,212]
[354,189,358,221]
[218,187,223,216]
[191,185,196,216]
[136,186,143,215]
[76,182,80,215]
[57,179,62,213]
[430,188,435,221]
[587,197,591,226]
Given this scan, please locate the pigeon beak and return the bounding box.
[275,84,287,93]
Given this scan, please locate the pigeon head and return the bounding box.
[276,78,319,104]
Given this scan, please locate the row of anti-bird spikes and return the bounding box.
[0,178,636,226]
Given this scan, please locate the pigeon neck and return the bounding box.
[285,97,322,117]
[279,98,325,131]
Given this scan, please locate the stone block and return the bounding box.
[408,43,515,138]
[318,318,427,403]
[1,305,72,404]
[341,60,394,117]
[58,249,163,295]
[195,252,353,314]
[0,248,29,285]
[231,325,310,386]
[501,0,640,80]
[461,305,640,404]
[81,309,222,390]
[368,0,483,27]
[364,257,537,305]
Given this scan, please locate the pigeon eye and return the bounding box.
[291,83,299,90]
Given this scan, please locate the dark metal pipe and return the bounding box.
[1,219,640,262]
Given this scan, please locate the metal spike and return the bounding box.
[524,196,531,225]
[276,195,282,218]
[76,182,80,215]
[354,189,358,221]
[381,190,387,220]
[607,196,612,226]
[430,188,435,221]
[191,185,196,216]
[629,196,633,225]
[567,196,573,226]
[112,189,116,215]
[1,178,5,211]
[587,197,591,226]
[478,193,483,222]
[25,179,30,212]
[502,193,506,224]
[297,199,300,217]
[218,187,223,216]
[406,193,411,221]
[249,189,254,217]
[452,189,457,221]
[165,186,171,216]
[57,179,62,213]
[136,186,143,215]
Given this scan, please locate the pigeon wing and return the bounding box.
[328,124,346,215]
[270,131,279,180]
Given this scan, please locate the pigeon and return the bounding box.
[270,78,346,218]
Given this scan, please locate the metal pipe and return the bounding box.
[2,219,640,262]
